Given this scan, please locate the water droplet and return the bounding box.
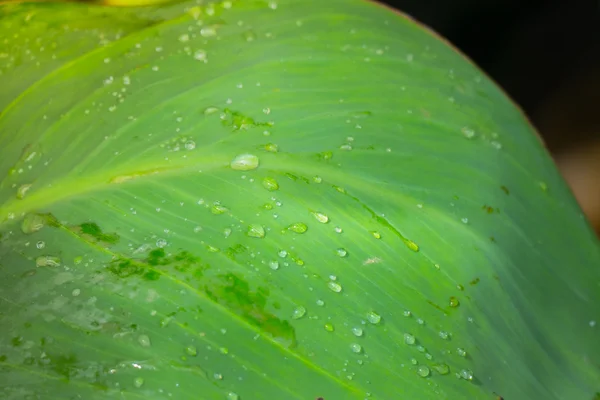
[287,222,307,234]
[438,331,450,340]
[35,256,60,267]
[417,318,425,325]
[405,240,419,252]
[292,306,306,319]
[277,249,288,258]
[403,310,412,317]
[334,226,343,233]
[449,296,460,308]
[327,281,342,293]
[134,377,144,388]
[433,363,450,375]
[456,347,466,357]
[461,217,469,224]
[268,260,279,270]
[313,176,322,183]
[350,343,362,353]
[460,369,474,381]
[311,211,329,223]
[370,231,381,239]
[21,213,50,234]
[247,224,265,238]
[324,323,334,332]
[539,181,548,192]
[211,204,228,214]
[204,106,219,115]
[264,143,278,152]
[461,127,475,139]
[417,365,430,377]
[200,26,217,37]
[336,248,348,257]
[138,334,151,347]
[186,345,197,356]
[262,177,279,191]
[352,327,363,337]
[36,241,45,249]
[231,154,259,171]
[219,347,229,355]
[16,183,32,199]
[226,392,239,400]
[185,140,196,150]
[366,311,381,324]
[404,333,415,345]
[156,239,167,248]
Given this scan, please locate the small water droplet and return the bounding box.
[313,176,322,183]
[219,347,229,355]
[456,348,467,357]
[403,310,412,317]
[262,177,279,191]
[231,154,259,171]
[311,211,329,223]
[352,327,363,337]
[324,323,334,332]
[461,127,475,139]
[204,106,219,115]
[200,26,217,37]
[36,241,45,249]
[211,204,228,214]
[156,239,167,248]
[438,331,450,340]
[404,333,415,345]
[350,343,362,353]
[16,183,32,199]
[186,345,197,356]
[277,249,288,258]
[370,231,381,239]
[417,365,430,377]
[334,226,343,234]
[133,377,144,388]
[247,224,265,238]
[366,311,381,324]
[449,296,460,308]
[264,143,278,152]
[292,306,306,319]
[287,222,307,234]
[336,248,348,257]
[327,281,342,293]
[138,334,151,347]
[268,260,279,270]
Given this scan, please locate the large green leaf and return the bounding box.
[1,0,599,399]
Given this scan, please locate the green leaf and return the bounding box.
[1,0,599,399]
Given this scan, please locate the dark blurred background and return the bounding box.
[382,0,600,235]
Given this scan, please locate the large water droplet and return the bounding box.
[35,256,60,267]
[21,213,51,234]
[449,296,460,308]
[311,211,329,223]
[336,248,348,257]
[262,177,279,191]
[247,224,265,238]
[230,154,259,171]
[287,222,307,234]
[433,363,450,375]
[327,281,342,293]
[417,365,430,377]
[404,333,415,345]
[366,311,381,324]
[138,334,151,347]
[186,345,197,356]
[292,306,306,319]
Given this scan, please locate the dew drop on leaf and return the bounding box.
[138,334,151,347]
[226,392,239,400]
[404,333,415,345]
[336,248,348,257]
[133,377,144,388]
[324,323,334,332]
[433,363,450,375]
[352,327,363,337]
[457,347,466,357]
[327,281,342,293]
[186,345,197,356]
[292,306,306,319]
[350,343,362,353]
[247,224,265,238]
[230,154,259,171]
[262,177,279,191]
[311,211,329,223]
[287,222,307,234]
[35,256,60,267]
[417,365,430,377]
[449,296,460,308]
[366,311,381,324]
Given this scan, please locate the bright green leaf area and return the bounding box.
[0,0,599,399]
